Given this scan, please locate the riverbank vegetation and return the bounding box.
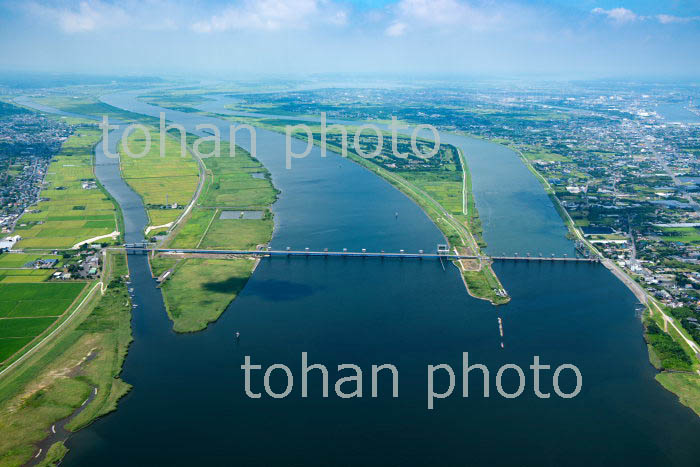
[33,95,157,124]
[154,139,278,332]
[159,257,256,333]
[0,251,132,466]
[167,139,277,250]
[15,127,120,249]
[656,372,700,417]
[643,307,700,417]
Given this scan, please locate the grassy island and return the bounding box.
[150,139,279,332]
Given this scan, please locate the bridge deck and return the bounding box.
[120,247,598,262]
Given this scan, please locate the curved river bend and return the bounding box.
[20,92,700,466]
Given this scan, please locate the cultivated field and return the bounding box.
[0,251,132,466]
[168,140,277,249]
[120,127,199,227]
[0,282,87,363]
[14,128,119,249]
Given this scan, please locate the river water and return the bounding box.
[656,103,700,125]
[20,91,700,466]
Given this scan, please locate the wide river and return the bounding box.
[22,90,700,465]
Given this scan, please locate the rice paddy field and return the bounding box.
[119,127,200,227]
[14,128,119,249]
[0,253,61,268]
[0,281,88,364]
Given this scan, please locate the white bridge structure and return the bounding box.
[122,244,598,262]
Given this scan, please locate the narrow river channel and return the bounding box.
[18,91,700,466]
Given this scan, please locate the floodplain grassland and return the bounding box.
[640,306,700,417]
[0,251,132,467]
[14,128,119,249]
[160,258,256,333]
[656,372,700,417]
[119,127,200,227]
[167,139,277,250]
[157,139,278,332]
[138,93,209,113]
[32,95,157,124]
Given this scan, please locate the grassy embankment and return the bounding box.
[15,128,120,249]
[225,117,508,305]
[150,138,278,332]
[0,251,132,466]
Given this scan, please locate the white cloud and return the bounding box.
[591,7,639,24]
[657,14,700,24]
[27,0,128,32]
[192,0,347,33]
[386,0,510,36]
[25,0,183,33]
[385,21,407,37]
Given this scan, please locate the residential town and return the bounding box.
[0,107,72,235]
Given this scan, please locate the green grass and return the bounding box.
[0,282,87,363]
[120,127,199,226]
[0,270,54,283]
[0,251,132,466]
[33,95,154,124]
[161,258,256,332]
[0,319,58,339]
[199,211,273,250]
[461,268,509,305]
[656,372,700,417]
[659,227,700,244]
[169,209,216,249]
[37,442,68,467]
[149,256,180,278]
[197,140,278,208]
[0,254,61,269]
[15,128,118,249]
[644,318,693,371]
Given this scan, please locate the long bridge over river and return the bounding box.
[120,245,599,262]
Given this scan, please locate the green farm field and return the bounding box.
[120,127,199,226]
[14,128,118,249]
[0,282,87,363]
[168,140,277,249]
[660,227,700,244]
[0,251,132,466]
[199,212,273,250]
[0,254,61,268]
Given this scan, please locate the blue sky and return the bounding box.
[0,0,698,78]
